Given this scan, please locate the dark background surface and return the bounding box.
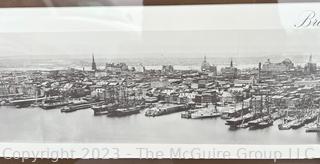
[0,0,319,163]
[1,159,320,163]
[0,0,319,7]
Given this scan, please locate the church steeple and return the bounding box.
[230,58,233,67]
[92,54,97,71]
[309,55,313,63]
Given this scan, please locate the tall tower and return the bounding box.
[258,62,261,80]
[92,54,97,71]
[309,55,313,63]
[230,58,233,67]
[201,56,209,71]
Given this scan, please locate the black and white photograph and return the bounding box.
[0,2,320,160]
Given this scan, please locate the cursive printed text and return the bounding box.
[295,10,320,28]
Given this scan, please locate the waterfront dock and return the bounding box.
[0,55,320,133]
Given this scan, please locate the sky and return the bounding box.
[0,30,319,59]
[0,4,320,59]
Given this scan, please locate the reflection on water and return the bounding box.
[0,106,319,144]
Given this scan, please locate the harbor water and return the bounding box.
[0,106,320,144]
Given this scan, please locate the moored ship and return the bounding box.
[291,118,306,129]
[40,101,70,110]
[145,103,187,117]
[278,110,295,130]
[91,103,118,116]
[221,106,250,120]
[61,104,91,113]
[290,111,319,129]
[248,115,270,127]
[181,109,197,119]
[107,106,141,117]
[306,113,320,132]
[61,101,104,113]
[304,112,318,124]
[256,119,274,129]
[191,109,221,119]
[249,116,274,130]
[226,112,259,126]
[306,125,320,132]
[181,104,208,119]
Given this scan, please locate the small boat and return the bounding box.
[15,103,31,108]
[94,110,110,116]
[278,123,291,130]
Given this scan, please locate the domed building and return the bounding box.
[281,58,294,68]
[262,58,294,73]
[201,56,217,75]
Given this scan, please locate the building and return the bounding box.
[150,77,170,88]
[248,96,265,110]
[221,59,238,79]
[304,55,317,74]
[201,56,217,75]
[234,76,256,86]
[288,97,301,109]
[294,79,320,88]
[95,71,108,78]
[220,91,234,104]
[105,63,129,73]
[261,58,294,73]
[162,65,174,73]
[134,64,146,73]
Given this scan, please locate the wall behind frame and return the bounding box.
[0,0,318,7]
[0,0,320,163]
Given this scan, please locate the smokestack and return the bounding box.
[230,59,233,67]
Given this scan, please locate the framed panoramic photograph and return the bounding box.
[0,0,320,162]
